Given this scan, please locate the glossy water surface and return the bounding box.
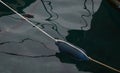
[0,0,120,73]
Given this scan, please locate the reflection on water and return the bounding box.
[66,0,120,73]
[0,0,120,73]
[0,0,36,16]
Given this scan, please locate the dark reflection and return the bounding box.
[40,0,65,39]
[56,52,113,73]
[63,0,120,73]
[0,0,120,73]
[56,53,90,71]
[41,0,58,21]
[0,0,36,17]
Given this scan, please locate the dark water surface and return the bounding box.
[0,0,120,73]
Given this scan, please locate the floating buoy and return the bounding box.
[55,40,89,61]
[0,0,120,72]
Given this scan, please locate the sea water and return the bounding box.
[0,0,120,73]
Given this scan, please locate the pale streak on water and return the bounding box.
[0,0,102,73]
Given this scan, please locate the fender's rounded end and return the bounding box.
[55,40,89,61]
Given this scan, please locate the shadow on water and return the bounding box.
[0,0,120,73]
[56,52,113,73]
[0,0,36,17]
[56,0,120,73]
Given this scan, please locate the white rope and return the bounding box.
[1,0,120,72]
[0,0,57,41]
[88,57,120,73]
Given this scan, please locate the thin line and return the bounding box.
[1,1,120,72]
[44,1,59,20]
[0,0,57,41]
[41,0,52,21]
[88,57,120,73]
[0,51,55,58]
[91,0,94,14]
[81,0,92,30]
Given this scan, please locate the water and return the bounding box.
[0,0,120,73]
